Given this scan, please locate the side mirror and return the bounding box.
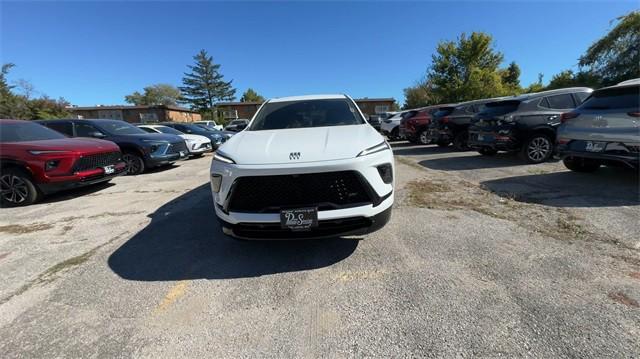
[90,131,106,138]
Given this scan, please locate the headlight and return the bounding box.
[357,141,390,157]
[213,151,235,164]
[142,140,170,154]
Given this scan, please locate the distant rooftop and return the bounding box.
[68,104,199,113]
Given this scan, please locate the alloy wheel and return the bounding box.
[0,174,29,204]
[419,131,429,145]
[122,154,142,175]
[527,136,551,162]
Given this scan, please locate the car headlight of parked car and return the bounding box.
[213,151,235,164]
[142,140,170,154]
[357,141,390,157]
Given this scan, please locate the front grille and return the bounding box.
[167,141,187,154]
[233,217,372,239]
[227,171,372,213]
[73,151,121,172]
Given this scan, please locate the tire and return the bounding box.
[0,168,41,207]
[389,127,400,141]
[478,148,497,156]
[122,152,145,175]
[418,130,430,145]
[563,156,600,173]
[408,137,418,144]
[453,131,469,151]
[521,134,553,164]
[436,139,450,148]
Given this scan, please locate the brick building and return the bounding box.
[215,98,396,120]
[68,105,201,123]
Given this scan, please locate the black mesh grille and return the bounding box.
[73,152,121,172]
[167,141,187,154]
[228,171,372,213]
[233,217,372,239]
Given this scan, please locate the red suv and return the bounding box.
[399,105,452,145]
[0,119,126,206]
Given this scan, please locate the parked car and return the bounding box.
[210,94,393,240]
[224,119,249,132]
[380,112,406,141]
[367,115,382,131]
[0,119,126,206]
[38,119,187,175]
[193,123,235,140]
[194,120,223,131]
[400,105,453,145]
[557,79,640,172]
[158,122,226,147]
[137,124,213,156]
[468,87,593,163]
[427,97,505,150]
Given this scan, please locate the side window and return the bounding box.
[546,94,576,109]
[140,127,156,133]
[75,122,102,137]
[574,92,590,104]
[176,125,190,133]
[46,122,73,136]
[538,97,551,108]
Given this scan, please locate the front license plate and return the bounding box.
[477,134,484,141]
[585,141,605,152]
[103,165,115,174]
[179,151,186,157]
[280,208,318,231]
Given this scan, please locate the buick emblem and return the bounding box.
[289,152,301,160]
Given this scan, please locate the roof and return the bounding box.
[507,87,593,102]
[269,94,348,103]
[616,78,640,86]
[68,104,199,113]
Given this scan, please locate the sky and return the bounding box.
[1,1,638,106]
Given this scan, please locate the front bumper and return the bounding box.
[210,150,395,239]
[38,162,127,194]
[557,140,640,168]
[187,142,214,154]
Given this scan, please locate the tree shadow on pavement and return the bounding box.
[391,144,459,156]
[107,184,359,281]
[480,167,640,207]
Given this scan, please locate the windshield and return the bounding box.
[248,99,364,131]
[477,100,521,117]
[95,120,146,135]
[155,126,183,135]
[195,124,217,132]
[0,121,67,142]
[581,86,639,110]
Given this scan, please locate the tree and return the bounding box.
[402,79,440,109]
[125,83,182,106]
[180,49,236,119]
[523,73,545,93]
[545,70,601,90]
[501,61,520,88]
[579,11,640,86]
[0,63,17,118]
[240,88,265,102]
[427,32,507,103]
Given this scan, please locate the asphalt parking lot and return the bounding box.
[0,144,639,357]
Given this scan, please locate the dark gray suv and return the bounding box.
[557,79,639,172]
[468,87,593,163]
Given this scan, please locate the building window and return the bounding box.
[374,105,390,114]
[139,113,159,123]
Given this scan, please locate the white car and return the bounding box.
[194,121,223,131]
[210,94,394,240]
[137,124,213,156]
[380,112,405,141]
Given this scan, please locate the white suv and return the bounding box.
[210,94,394,239]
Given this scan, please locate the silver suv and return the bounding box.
[557,79,640,172]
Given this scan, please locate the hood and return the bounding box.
[180,134,211,143]
[219,125,384,165]
[11,138,120,154]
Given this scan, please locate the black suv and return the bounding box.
[158,122,226,148]
[427,97,504,150]
[38,119,188,175]
[468,87,593,163]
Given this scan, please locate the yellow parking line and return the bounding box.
[154,280,189,314]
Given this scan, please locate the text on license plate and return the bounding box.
[280,208,318,231]
[585,141,605,152]
[103,165,115,174]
